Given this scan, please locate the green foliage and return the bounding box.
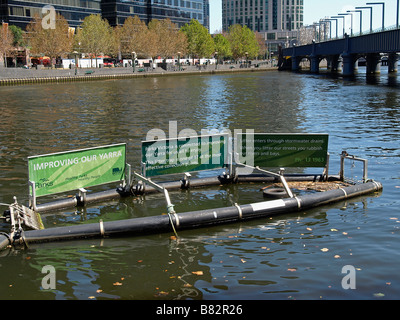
[227,24,260,59]
[181,19,215,59]
[75,14,112,65]
[9,25,25,47]
[213,33,232,59]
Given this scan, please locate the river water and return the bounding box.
[0,68,399,300]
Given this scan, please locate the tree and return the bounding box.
[75,14,112,67]
[0,24,13,67]
[255,32,267,59]
[9,25,25,47]
[175,29,188,59]
[142,26,158,60]
[26,14,73,67]
[148,19,187,61]
[110,25,122,60]
[213,33,232,62]
[181,19,214,61]
[227,24,260,60]
[120,16,148,58]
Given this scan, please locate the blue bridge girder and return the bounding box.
[281,28,400,76]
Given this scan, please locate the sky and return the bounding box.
[209,0,399,35]
[209,1,222,33]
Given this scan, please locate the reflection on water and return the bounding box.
[0,70,400,299]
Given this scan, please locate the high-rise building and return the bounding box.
[222,0,303,52]
[0,0,102,29]
[101,0,148,27]
[0,0,209,30]
[202,0,209,31]
[147,0,205,28]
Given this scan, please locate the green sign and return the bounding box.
[237,133,329,168]
[142,134,228,177]
[28,143,126,197]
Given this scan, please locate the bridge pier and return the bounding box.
[291,56,301,72]
[388,53,399,73]
[342,53,356,77]
[366,53,382,74]
[329,55,342,73]
[310,54,320,73]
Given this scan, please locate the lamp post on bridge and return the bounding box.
[321,19,332,40]
[327,18,339,39]
[366,2,385,31]
[347,10,363,35]
[339,13,353,37]
[355,6,373,33]
[331,15,346,38]
[317,21,324,42]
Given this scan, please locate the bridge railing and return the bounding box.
[314,24,399,44]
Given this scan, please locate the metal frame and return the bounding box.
[132,172,179,237]
[340,151,369,183]
[28,181,37,211]
[322,152,330,181]
[8,196,43,247]
[27,142,127,161]
[233,160,294,198]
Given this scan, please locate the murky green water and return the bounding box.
[0,69,399,300]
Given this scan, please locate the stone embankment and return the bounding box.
[0,62,277,86]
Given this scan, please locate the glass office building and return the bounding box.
[143,0,205,28]
[0,0,102,29]
[202,0,209,30]
[101,0,148,26]
[0,0,208,29]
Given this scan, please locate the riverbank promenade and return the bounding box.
[0,60,277,86]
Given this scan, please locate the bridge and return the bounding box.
[279,28,400,76]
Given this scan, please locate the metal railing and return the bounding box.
[317,25,400,42]
[301,24,399,45]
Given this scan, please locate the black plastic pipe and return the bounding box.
[7,180,380,249]
[35,174,329,213]
[0,234,10,250]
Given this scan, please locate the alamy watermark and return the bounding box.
[341,265,356,290]
[41,265,56,290]
[41,5,56,30]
